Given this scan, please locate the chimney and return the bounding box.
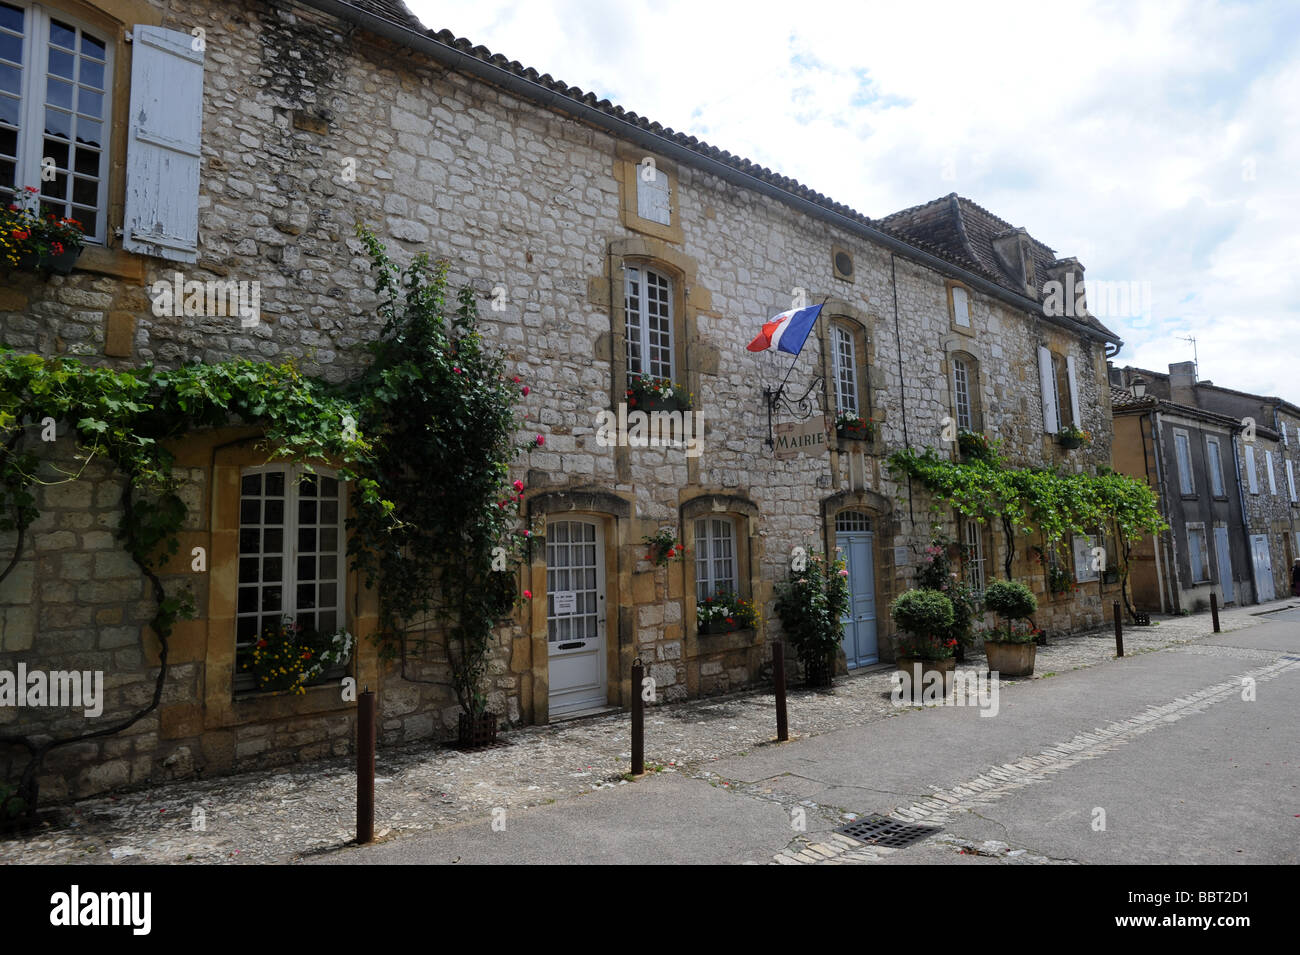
[1168,361,1197,407]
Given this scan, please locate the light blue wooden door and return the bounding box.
[835,512,877,668]
[1213,525,1234,604]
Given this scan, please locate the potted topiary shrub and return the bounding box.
[774,550,848,688]
[980,579,1039,677]
[890,588,957,703]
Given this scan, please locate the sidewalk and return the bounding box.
[3,597,1293,864]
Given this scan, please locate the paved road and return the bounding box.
[315,610,1300,865]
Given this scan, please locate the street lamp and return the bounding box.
[1131,377,1147,398]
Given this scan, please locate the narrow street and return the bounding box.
[314,606,1300,866]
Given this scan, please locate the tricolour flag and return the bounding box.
[746,304,824,355]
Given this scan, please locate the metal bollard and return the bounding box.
[773,640,788,742]
[357,688,375,844]
[1113,601,1124,658]
[1210,591,1221,633]
[631,657,644,776]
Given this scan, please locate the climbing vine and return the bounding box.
[0,228,529,816]
[887,443,1166,617]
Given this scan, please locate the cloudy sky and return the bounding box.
[406,0,1300,400]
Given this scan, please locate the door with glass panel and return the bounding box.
[546,519,607,718]
[835,511,878,668]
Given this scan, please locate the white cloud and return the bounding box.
[405,0,1300,398]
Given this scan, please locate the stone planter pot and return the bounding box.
[457,711,498,749]
[894,656,955,702]
[984,640,1036,677]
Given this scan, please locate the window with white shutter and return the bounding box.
[1038,346,1058,434]
[636,165,670,226]
[1206,436,1225,497]
[1266,449,1277,495]
[1287,459,1296,503]
[950,286,970,327]
[0,2,113,243]
[1073,534,1099,583]
[122,24,204,263]
[1174,430,1194,495]
[1245,445,1258,494]
[1065,355,1081,428]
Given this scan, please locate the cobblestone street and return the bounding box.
[3,598,1293,865]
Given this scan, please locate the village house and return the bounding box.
[2,0,1126,803]
[1111,363,1300,606]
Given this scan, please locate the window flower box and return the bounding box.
[957,429,996,463]
[1057,425,1091,450]
[697,590,759,634]
[2,185,85,276]
[834,412,876,442]
[626,373,693,412]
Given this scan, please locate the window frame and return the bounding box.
[831,322,858,416]
[1173,428,1195,497]
[1205,435,1226,498]
[623,262,675,382]
[1185,523,1211,584]
[953,355,973,432]
[693,516,738,603]
[0,0,114,244]
[234,462,348,694]
[963,519,986,594]
[1073,533,1100,584]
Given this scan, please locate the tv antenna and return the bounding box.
[1178,335,1198,379]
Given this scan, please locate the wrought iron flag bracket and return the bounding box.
[764,372,824,447]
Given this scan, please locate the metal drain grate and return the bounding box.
[835,814,941,848]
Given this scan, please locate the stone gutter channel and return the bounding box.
[2,600,1292,864]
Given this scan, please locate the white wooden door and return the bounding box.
[1250,534,1274,602]
[1213,526,1234,604]
[546,520,607,718]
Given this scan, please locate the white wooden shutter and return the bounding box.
[637,166,671,225]
[1283,421,1289,446]
[1266,450,1277,494]
[1038,346,1058,433]
[1287,460,1296,502]
[1065,354,1081,428]
[123,26,205,262]
[951,287,970,327]
[1245,446,1258,493]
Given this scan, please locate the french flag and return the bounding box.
[746,304,824,355]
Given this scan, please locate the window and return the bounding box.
[624,264,673,380]
[693,517,736,602]
[1073,534,1100,583]
[835,510,871,533]
[953,355,973,432]
[1206,436,1226,497]
[1288,459,1296,503]
[636,163,670,225]
[832,324,858,415]
[0,2,112,242]
[1283,421,1289,447]
[1186,525,1211,583]
[964,520,985,593]
[950,285,970,328]
[1266,449,1277,495]
[236,466,346,685]
[1174,429,1194,496]
[1037,347,1079,434]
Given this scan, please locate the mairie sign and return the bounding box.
[773,416,830,460]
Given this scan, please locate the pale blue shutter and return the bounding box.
[1065,354,1081,428]
[1038,346,1058,434]
[123,26,204,262]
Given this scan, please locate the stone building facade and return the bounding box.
[3,0,1125,802]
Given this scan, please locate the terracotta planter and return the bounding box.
[984,640,1036,677]
[457,711,498,749]
[894,656,955,702]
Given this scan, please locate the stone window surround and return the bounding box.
[945,279,974,336]
[679,493,759,647]
[819,489,895,636]
[612,143,684,245]
[941,341,984,436]
[817,298,874,444]
[524,488,634,725]
[195,430,378,733]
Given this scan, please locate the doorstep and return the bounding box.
[548,704,622,724]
